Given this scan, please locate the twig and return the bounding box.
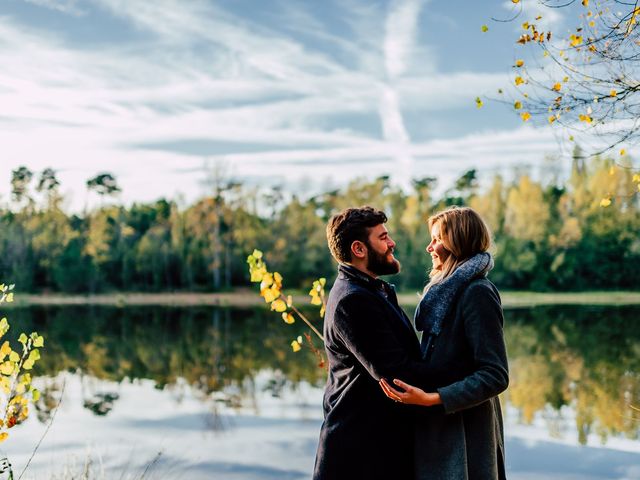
[138,450,163,480]
[285,297,324,342]
[17,377,67,480]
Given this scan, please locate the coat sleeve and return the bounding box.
[437,283,509,414]
[331,292,432,388]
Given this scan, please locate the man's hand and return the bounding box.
[379,378,442,407]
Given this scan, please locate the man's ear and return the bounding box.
[351,240,367,260]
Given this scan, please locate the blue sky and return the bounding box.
[0,0,574,210]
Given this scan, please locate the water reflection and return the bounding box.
[504,305,640,445]
[8,304,640,446]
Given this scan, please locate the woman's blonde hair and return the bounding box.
[425,206,492,291]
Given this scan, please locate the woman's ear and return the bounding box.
[351,240,367,260]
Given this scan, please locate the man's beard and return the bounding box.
[366,244,401,276]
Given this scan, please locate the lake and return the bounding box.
[1,304,639,479]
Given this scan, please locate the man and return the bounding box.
[313,206,433,480]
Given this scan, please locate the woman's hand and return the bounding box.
[379,378,442,407]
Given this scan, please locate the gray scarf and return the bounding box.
[414,252,494,342]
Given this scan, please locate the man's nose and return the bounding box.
[427,243,433,253]
[387,237,396,249]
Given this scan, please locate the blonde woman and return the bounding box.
[380,206,509,480]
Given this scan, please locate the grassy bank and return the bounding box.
[6,289,640,308]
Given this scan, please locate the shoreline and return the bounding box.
[5,289,640,308]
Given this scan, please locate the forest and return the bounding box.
[2,150,639,293]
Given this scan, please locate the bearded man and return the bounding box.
[313,206,425,480]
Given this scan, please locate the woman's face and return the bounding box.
[427,222,450,271]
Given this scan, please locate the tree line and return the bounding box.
[1,151,639,293]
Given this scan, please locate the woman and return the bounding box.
[379,206,509,480]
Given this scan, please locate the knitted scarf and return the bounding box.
[414,252,494,339]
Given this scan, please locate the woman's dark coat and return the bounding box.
[415,278,509,480]
[314,265,435,480]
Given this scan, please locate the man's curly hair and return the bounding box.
[326,206,387,263]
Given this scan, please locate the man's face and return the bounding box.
[364,224,400,276]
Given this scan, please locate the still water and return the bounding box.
[1,305,639,479]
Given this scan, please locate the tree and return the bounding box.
[491,1,640,154]
[86,173,121,198]
[10,166,33,206]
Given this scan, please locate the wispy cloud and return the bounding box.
[22,0,86,16]
[384,0,425,78]
[0,0,567,211]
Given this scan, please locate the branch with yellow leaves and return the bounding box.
[481,1,640,146]
[0,283,44,445]
[247,250,326,368]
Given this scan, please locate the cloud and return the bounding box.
[384,0,425,78]
[0,0,579,212]
[21,0,86,16]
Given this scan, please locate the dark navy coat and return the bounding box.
[313,265,433,480]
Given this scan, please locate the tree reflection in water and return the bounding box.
[7,304,640,444]
[504,305,640,444]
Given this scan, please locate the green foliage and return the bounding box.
[2,157,640,292]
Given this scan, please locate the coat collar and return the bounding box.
[338,264,414,332]
[338,264,391,293]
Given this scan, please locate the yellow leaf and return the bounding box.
[273,272,283,288]
[512,0,520,3]
[569,135,574,141]
[8,352,19,363]
[552,83,562,92]
[32,388,40,402]
[515,76,525,86]
[579,114,593,123]
[0,362,14,375]
[589,20,595,27]
[310,295,322,306]
[291,340,302,353]
[600,197,611,207]
[251,249,263,259]
[262,287,278,303]
[281,313,295,324]
[0,341,10,359]
[543,50,549,57]
[481,25,489,33]
[535,15,542,20]
[515,59,524,67]
[286,295,293,307]
[514,101,522,110]
[570,35,583,47]
[582,0,589,6]
[522,22,529,30]
[18,334,27,345]
[632,174,640,182]
[33,336,44,348]
[620,149,626,156]
[0,433,8,443]
[520,112,531,122]
[260,273,274,290]
[563,76,569,83]
[548,115,556,124]
[475,97,483,108]
[0,318,8,337]
[6,293,13,303]
[610,89,617,97]
[271,299,287,312]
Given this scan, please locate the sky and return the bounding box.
[0,0,577,211]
